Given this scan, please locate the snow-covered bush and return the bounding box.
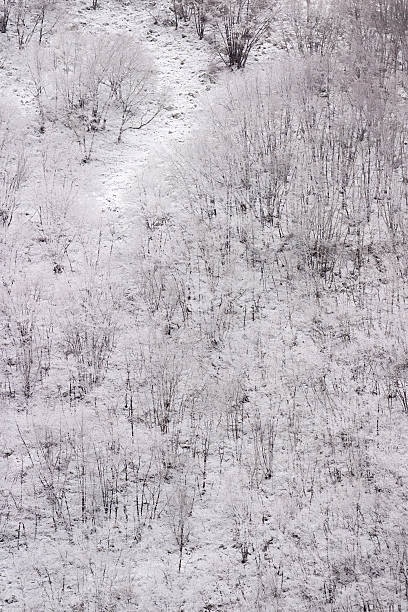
[15,0,59,49]
[170,0,192,28]
[0,0,12,33]
[283,0,342,56]
[104,35,160,142]
[0,112,28,228]
[35,154,80,272]
[1,282,53,399]
[30,33,159,159]
[62,279,118,397]
[213,0,276,68]
[168,480,195,571]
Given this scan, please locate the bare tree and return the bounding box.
[1,282,53,399]
[50,35,113,161]
[63,279,118,397]
[15,0,58,49]
[214,0,276,68]
[191,0,209,39]
[170,0,191,29]
[42,34,160,157]
[26,44,46,130]
[0,116,28,227]
[168,482,195,572]
[0,0,12,33]
[35,154,79,272]
[283,0,341,56]
[105,36,161,142]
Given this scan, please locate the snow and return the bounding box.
[1,0,408,610]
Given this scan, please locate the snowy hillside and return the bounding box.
[1,1,408,610]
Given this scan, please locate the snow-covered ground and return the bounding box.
[2,1,408,611]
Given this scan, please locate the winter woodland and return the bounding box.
[1,0,408,610]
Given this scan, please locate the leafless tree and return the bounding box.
[1,282,53,399]
[284,0,341,56]
[0,116,28,227]
[0,0,12,33]
[191,0,209,39]
[49,35,113,161]
[214,0,276,68]
[15,0,58,49]
[35,154,79,272]
[63,279,118,396]
[170,0,191,29]
[168,481,195,571]
[105,36,161,142]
